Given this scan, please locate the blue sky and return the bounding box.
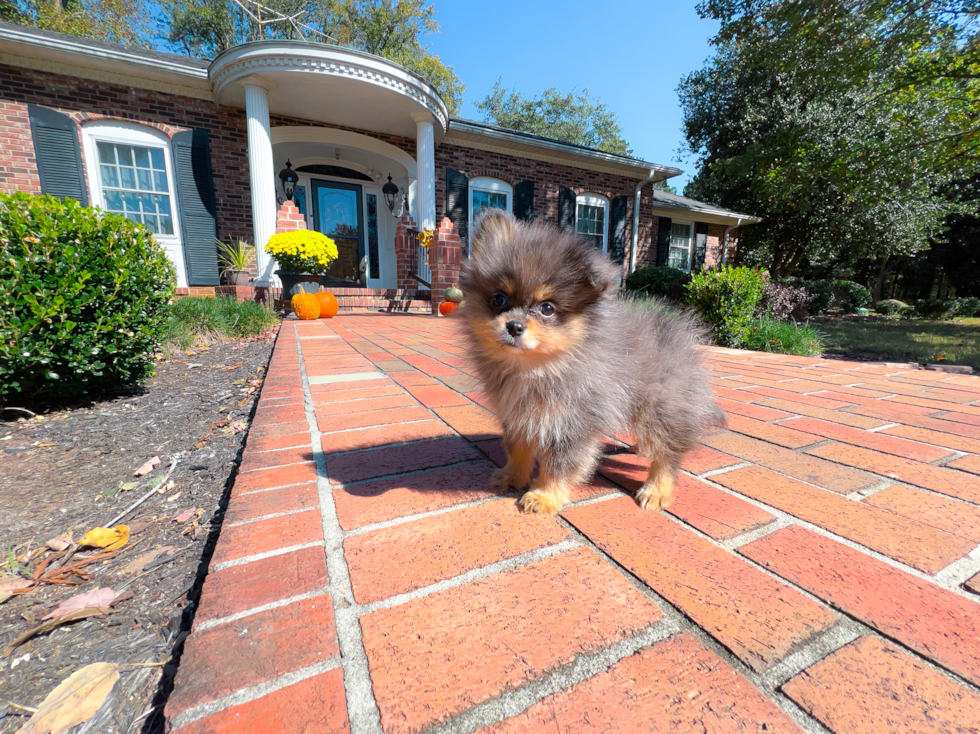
[428,0,720,190]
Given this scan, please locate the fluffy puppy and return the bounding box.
[460,209,724,515]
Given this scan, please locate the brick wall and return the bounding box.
[0,62,714,281]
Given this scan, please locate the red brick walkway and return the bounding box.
[166,312,980,734]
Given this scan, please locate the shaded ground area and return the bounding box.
[0,332,276,733]
[817,315,980,370]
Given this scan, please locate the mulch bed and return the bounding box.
[0,329,278,733]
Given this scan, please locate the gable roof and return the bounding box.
[651,189,761,224]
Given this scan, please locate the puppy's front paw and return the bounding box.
[636,480,673,510]
[517,489,563,515]
[490,467,526,493]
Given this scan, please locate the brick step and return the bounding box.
[276,287,432,313]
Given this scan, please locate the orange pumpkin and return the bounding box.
[317,291,339,318]
[439,301,458,316]
[291,292,321,320]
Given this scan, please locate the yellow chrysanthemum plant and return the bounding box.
[266,230,339,275]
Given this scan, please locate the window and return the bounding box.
[468,177,512,238]
[667,221,694,271]
[82,122,179,238]
[575,193,609,252]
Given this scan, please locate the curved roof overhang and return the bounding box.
[209,41,448,141]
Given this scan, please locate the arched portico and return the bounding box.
[209,41,447,286]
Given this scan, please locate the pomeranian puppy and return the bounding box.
[460,209,724,515]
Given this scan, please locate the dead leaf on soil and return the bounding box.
[3,607,117,657]
[81,526,129,552]
[15,661,120,734]
[132,456,160,477]
[0,576,33,604]
[172,508,196,523]
[119,481,138,492]
[116,547,173,577]
[42,587,115,621]
[45,538,70,552]
[165,492,181,503]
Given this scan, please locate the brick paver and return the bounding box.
[167,314,980,734]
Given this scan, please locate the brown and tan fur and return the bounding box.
[460,210,725,515]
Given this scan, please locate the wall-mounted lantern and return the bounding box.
[278,159,299,202]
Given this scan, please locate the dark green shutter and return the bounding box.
[558,186,576,231]
[28,104,87,205]
[655,216,672,266]
[514,180,534,221]
[694,222,709,272]
[446,167,469,254]
[609,195,628,264]
[172,130,220,286]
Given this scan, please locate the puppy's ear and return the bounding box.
[585,252,620,300]
[471,209,516,257]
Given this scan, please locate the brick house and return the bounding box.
[0,21,758,307]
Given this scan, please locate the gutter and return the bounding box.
[721,218,743,265]
[629,170,659,274]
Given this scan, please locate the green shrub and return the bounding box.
[912,298,960,320]
[685,266,767,348]
[745,317,824,357]
[0,192,175,404]
[162,296,279,350]
[875,299,910,316]
[782,277,835,313]
[955,297,980,317]
[624,266,687,298]
[834,280,872,313]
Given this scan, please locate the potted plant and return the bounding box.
[215,237,255,286]
[266,230,339,297]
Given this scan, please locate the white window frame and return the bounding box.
[667,220,695,273]
[468,177,512,241]
[575,193,609,254]
[81,121,185,285]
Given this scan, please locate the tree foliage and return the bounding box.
[161,0,464,113]
[475,80,632,156]
[679,0,980,277]
[5,0,152,45]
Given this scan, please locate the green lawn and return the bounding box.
[816,316,980,369]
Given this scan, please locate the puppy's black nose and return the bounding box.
[506,321,525,338]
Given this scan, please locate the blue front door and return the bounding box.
[312,179,364,285]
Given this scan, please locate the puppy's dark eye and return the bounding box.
[539,301,555,317]
[491,293,507,309]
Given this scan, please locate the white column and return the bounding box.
[414,115,435,231]
[243,76,278,286]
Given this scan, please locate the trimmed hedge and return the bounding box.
[0,192,176,404]
[623,265,687,298]
[911,298,960,320]
[685,266,767,348]
[834,280,872,313]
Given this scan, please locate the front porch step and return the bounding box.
[276,287,432,313]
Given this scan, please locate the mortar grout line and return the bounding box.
[226,505,318,527]
[354,539,580,615]
[210,541,326,572]
[298,323,387,734]
[194,587,334,631]
[169,658,341,730]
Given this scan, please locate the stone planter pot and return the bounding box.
[276,270,321,298]
[222,270,251,286]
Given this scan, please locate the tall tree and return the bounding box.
[475,80,632,156]
[161,0,464,113]
[679,0,980,279]
[5,0,151,45]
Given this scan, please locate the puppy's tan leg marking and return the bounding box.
[518,469,571,515]
[636,465,675,510]
[490,436,534,493]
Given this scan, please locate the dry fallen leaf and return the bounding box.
[119,481,138,492]
[81,526,129,552]
[4,607,113,657]
[45,538,70,552]
[172,508,196,523]
[165,492,182,503]
[132,456,160,477]
[0,576,31,605]
[42,587,115,621]
[16,662,119,734]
